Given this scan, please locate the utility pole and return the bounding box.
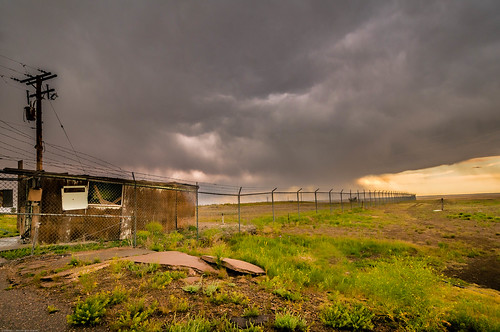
[13,71,57,171]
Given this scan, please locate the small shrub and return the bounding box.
[211,243,229,267]
[78,273,97,294]
[110,285,129,305]
[69,256,91,267]
[230,291,248,305]
[149,271,173,289]
[243,306,260,318]
[182,283,201,294]
[137,230,150,242]
[210,291,230,305]
[320,302,374,330]
[151,243,164,252]
[167,316,212,332]
[242,322,264,332]
[47,305,59,314]
[109,259,132,278]
[273,288,302,301]
[165,231,184,249]
[274,310,307,331]
[146,221,163,235]
[168,294,189,313]
[204,282,220,297]
[128,263,159,277]
[112,299,159,331]
[170,270,187,280]
[67,293,110,326]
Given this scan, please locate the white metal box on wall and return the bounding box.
[61,186,88,211]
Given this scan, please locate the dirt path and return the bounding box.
[0,247,153,332]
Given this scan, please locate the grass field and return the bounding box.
[0,215,18,238]
[1,198,499,331]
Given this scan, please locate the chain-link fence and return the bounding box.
[0,169,197,247]
[197,188,416,228]
[0,168,416,248]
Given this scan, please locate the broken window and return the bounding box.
[0,189,13,207]
[88,181,122,206]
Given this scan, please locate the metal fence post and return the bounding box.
[297,188,302,218]
[196,182,199,241]
[132,172,137,247]
[175,190,178,230]
[314,188,319,213]
[272,188,277,222]
[340,189,344,212]
[349,190,353,210]
[238,187,242,233]
[329,189,333,214]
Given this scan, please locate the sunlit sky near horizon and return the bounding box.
[358,156,500,195]
[1,1,499,195]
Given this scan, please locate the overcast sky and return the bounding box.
[1,1,499,193]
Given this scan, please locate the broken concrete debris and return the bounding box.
[201,255,265,275]
[127,251,217,274]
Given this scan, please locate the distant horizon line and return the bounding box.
[416,192,500,199]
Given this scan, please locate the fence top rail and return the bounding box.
[201,190,416,197]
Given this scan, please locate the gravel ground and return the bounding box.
[0,266,71,332]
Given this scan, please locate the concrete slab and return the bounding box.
[40,262,111,287]
[128,251,217,274]
[72,247,154,262]
[0,236,30,252]
[201,255,265,275]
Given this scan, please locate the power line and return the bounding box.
[0,63,27,76]
[0,121,33,140]
[0,73,26,91]
[48,100,85,173]
[0,131,34,147]
[0,53,37,71]
[43,141,126,172]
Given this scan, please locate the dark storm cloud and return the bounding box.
[1,0,499,189]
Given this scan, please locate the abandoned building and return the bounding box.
[1,168,198,244]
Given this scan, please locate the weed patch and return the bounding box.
[274,310,307,331]
[353,257,446,330]
[320,302,374,330]
[67,293,110,326]
[112,298,159,331]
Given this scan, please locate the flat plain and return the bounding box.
[0,197,498,331]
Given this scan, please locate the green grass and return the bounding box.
[250,208,378,230]
[353,257,446,330]
[0,215,18,238]
[448,211,500,223]
[221,230,499,330]
[227,233,418,289]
